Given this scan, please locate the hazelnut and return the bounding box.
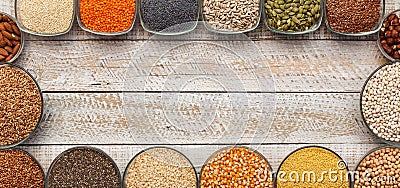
[389,26,395,31]
[391,17,400,26]
[381,40,387,45]
[395,26,400,32]
[383,21,390,28]
[393,51,400,59]
[387,37,395,45]
[388,14,396,22]
[392,30,399,38]
[385,30,392,38]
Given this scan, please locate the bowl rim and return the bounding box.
[14,0,75,37]
[360,61,400,147]
[353,145,400,185]
[264,0,324,35]
[122,146,199,188]
[201,0,264,34]
[76,0,137,36]
[0,63,43,150]
[274,145,351,187]
[0,148,46,186]
[0,11,24,63]
[377,9,400,62]
[45,146,122,188]
[325,0,386,36]
[138,0,200,36]
[199,145,274,187]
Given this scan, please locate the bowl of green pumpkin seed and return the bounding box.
[263,0,323,34]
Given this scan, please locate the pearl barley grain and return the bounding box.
[125,147,197,188]
[362,62,400,142]
[18,0,74,34]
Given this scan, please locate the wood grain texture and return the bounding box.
[12,40,386,92]
[26,93,377,145]
[19,143,383,174]
[1,0,398,41]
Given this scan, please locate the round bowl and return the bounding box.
[46,146,122,187]
[0,12,24,63]
[123,146,198,188]
[0,63,43,149]
[360,61,400,147]
[377,9,400,62]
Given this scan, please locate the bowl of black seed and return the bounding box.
[46,146,121,188]
[139,0,199,35]
[361,61,400,146]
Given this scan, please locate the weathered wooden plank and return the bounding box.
[1,0,398,41]
[26,93,377,145]
[14,40,386,92]
[19,143,383,174]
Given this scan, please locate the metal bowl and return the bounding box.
[377,9,400,62]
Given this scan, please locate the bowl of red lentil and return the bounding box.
[354,146,400,188]
[325,0,385,36]
[200,146,273,188]
[0,148,45,187]
[0,64,43,149]
[123,147,198,188]
[14,0,75,36]
[361,61,400,146]
[0,12,24,63]
[377,10,400,61]
[77,0,137,36]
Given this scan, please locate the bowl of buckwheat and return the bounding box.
[361,61,400,146]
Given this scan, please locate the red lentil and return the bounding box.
[79,0,136,33]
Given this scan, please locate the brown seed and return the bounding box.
[5,54,13,62]
[11,24,21,36]
[0,40,5,48]
[0,23,5,31]
[11,40,19,46]
[0,55,4,61]
[1,30,12,40]
[12,44,20,54]
[4,46,12,53]
[0,48,8,56]
[3,37,12,47]
[3,22,12,33]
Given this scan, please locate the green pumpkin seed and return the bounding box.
[275,9,283,14]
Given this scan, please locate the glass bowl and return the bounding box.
[201,0,263,34]
[0,12,24,63]
[200,146,273,187]
[14,0,75,37]
[360,61,400,147]
[138,0,199,35]
[275,146,351,188]
[353,146,400,187]
[46,146,121,187]
[76,0,136,36]
[0,64,43,150]
[325,0,385,36]
[264,0,324,35]
[123,146,198,187]
[377,9,400,62]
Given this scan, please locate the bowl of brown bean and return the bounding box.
[264,0,323,35]
[378,10,400,61]
[202,0,263,34]
[0,12,23,63]
[361,61,400,146]
[200,146,273,187]
[354,146,400,188]
[0,64,43,149]
[14,0,75,36]
[325,0,385,36]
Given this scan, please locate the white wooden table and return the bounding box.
[2,0,399,178]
